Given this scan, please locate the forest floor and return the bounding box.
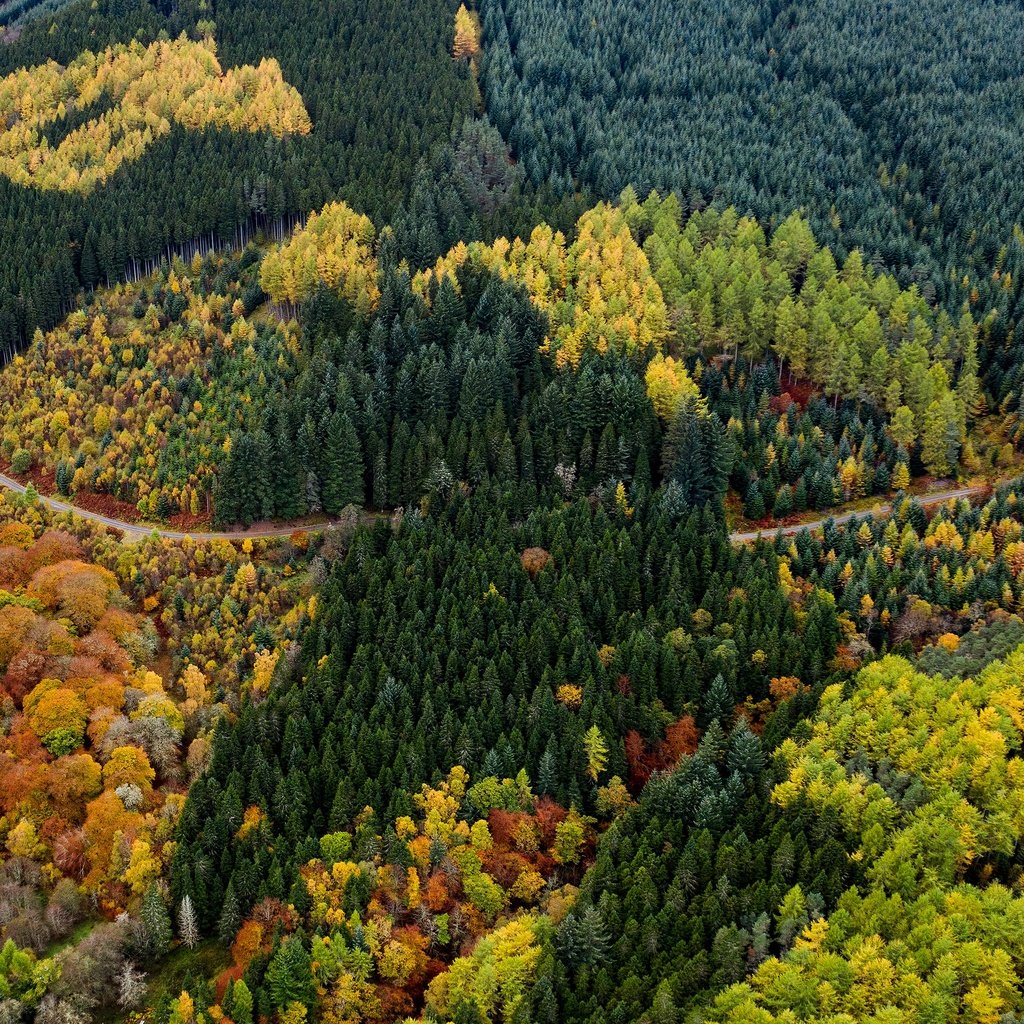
[97,940,229,1024]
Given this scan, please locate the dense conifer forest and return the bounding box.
[479,0,1024,291]
[2,0,1024,1020]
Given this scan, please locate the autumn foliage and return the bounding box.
[0,253,299,520]
[413,202,669,369]
[0,523,176,893]
[709,647,1024,1024]
[624,714,700,789]
[519,546,551,578]
[644,353,701,421]
[0,35,310,194]
[259,201,380,312]
[0,486,311,931]
[216,767,584,1023]
[453,4,481,62]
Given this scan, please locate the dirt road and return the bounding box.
[0,472,347,541]
[727,486,984,543]
[0,473,988,545]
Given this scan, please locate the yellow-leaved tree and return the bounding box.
[644,353,700,421]
[0,36,310,194]
[260,201,380,313]
[453,4,481,61]
[423,916,548,1023]
[706,645,1024,1024]
[413,202,668,369]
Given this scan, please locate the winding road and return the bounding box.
[0,471,988,545]
[727,485,985,543]
[0,472,354,541]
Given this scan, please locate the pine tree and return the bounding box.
[793,476,808,511]
[704,674,734,724]
[665,401,731,509]
[956,322,982,420]
[773,484,794,519]
[726,722,764,776]
[921,395,960,476]
[321,412,365,514]
[538,741,558,795]
[744,480,766,520]
[271,423,304,519]
[266,937,315,1010]
[80,232,100,290]
[232,980,255,1024]
[699,411,733,505]
[143,883,173,957]
[218,882,242,946]
[178,895,200,949]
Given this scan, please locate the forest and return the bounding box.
[0,35,309,194]
[478,0,1024,296]
[0,0,486,353]
[0,485,315,1017]
[0,192,987,529]
[1,0,1024,1020]
[0,247,295,521]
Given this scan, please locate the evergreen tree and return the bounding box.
[218,882,242,947]
[178,895,200,949]
[321,411,365,514]
[265,937,315,1010]
[142,883,173,957]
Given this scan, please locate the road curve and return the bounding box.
[0,472,989,545]
[727,485,985,543]
[0,472,353,541]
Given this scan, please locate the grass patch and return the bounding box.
[145,940,229,1010]
[42,918,95,959]
[101,939,229,1024]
